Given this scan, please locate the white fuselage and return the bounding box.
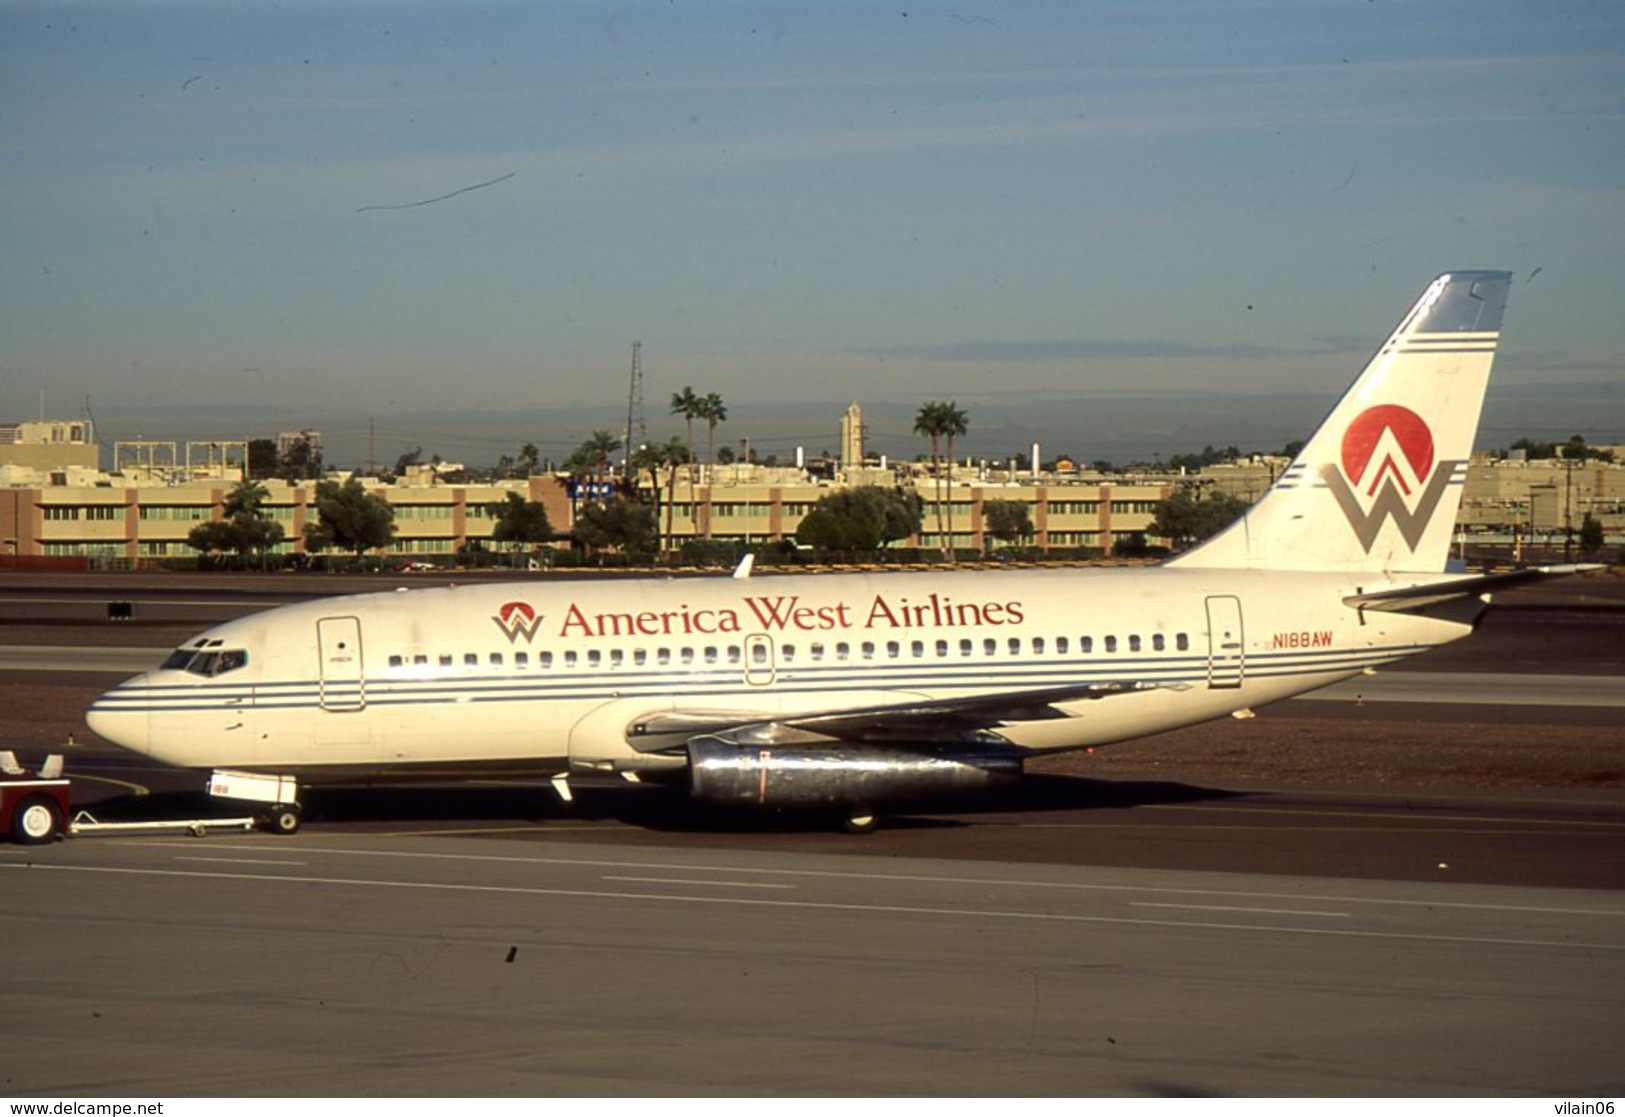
[87,566,1479,782]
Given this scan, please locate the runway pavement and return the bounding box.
[5,833,1623,1096]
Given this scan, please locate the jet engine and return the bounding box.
[686,736,1023,811]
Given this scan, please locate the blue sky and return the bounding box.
[3,0,1622,467]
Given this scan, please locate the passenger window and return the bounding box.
[537,651,550,668]
[610,649,624,667]
[1008,637,1021,656]
[1104,636,1117,653]
[439,654,453,668]
[588,650,602,668]
[704,646,719,664]
[911,640,924,658]
[1176,633,1190,651]
[658,648,671,666]
[751,643,769,664]
[389,655,404,668]
[516,652,529,667]
[984,638,997,656]
[1152,634,1165,652]
[634,649,647,666]
[960,639,973,657]
[1129,635,1141,653]
[810,642,825,661]
[1057,637,1069,654]
[836,642,850,660]
[490,653,503,666]
[861,641,875,660]
[1080,636,1093,654]
[565,650,578,668]
[681,647,695,665]
[464,653,479,667]
[413,654,428,666]
[935,639,948,657]
[727,646,741,665]
[886,641,900,659]
[782,644,797,663]
[1033,637,1045,655]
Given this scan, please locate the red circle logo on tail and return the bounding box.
[1340,404,1434,495]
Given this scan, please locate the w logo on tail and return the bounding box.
[1322,405,1462,553]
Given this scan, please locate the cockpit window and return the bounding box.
[167,648,249,677]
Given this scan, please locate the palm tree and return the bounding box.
[697,392,727,482]
[631,436,690,562]
[913,401,950,559]
[585,429,621,485]
[670,387,702,468]
[939,401,968,564]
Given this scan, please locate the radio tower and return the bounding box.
[622,340,646,476]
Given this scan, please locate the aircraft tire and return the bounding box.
[265,804,302,835]
[11,795,63,845]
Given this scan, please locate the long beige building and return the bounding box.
[3,417,1619,566]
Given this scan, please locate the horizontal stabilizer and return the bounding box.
[1343,564,1604,614]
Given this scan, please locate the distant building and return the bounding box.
[0,419,97,473]
[839,402,864,476]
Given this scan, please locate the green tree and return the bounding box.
[488,493,554,556]
[574,495,656,555]
[982,499,1032,552]
[186,479,285,567]
[1578,513,1606,557]
[794,487,922,554]
[304,477,395,561]
[1150,487,1250,550]
[518,442,541,476]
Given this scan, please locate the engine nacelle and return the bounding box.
[687,738,1023,810]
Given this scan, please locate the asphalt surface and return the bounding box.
[6,834,1622,1096]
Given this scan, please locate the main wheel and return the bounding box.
[265,804,302,835]
[11,795,63,845]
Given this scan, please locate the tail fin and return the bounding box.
[1168,270,1511,573]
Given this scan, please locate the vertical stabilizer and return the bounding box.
[1168,271,1510,573]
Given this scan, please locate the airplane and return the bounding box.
[87,270,1577,833]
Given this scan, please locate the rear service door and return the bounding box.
[1203,595,1245,689]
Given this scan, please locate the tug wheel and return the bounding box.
[265,804,303,835]
[11,795,63,845]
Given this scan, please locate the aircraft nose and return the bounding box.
[87,677,153,756]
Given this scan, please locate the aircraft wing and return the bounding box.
[1343,564,1603,614]
[628,680,1171,753]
